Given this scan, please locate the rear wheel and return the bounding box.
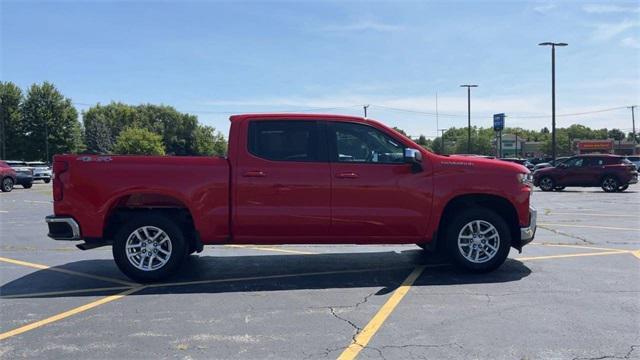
[601,176,619,193]
[1,177,14,192]
[112,213,188,282]
[539,176,555,191]
[43,179,51,184]
[446,208,511,273]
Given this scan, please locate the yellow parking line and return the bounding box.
[0,256,137,286]
[146,266,428,289]
[631,250,640,260]
[517,250,629,261]
[225,244,316,255]
[0,286,144,341]
[533,243,630,252]
[1,286,132,299]
[538,223,639,231]
[542,212,637,218]
[337,266,426,360]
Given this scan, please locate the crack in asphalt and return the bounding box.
[571,345,639,360]
[537,225,593,244]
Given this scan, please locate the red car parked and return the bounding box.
[533,154,638,192]
[46,114,537,281]
[0,161,18,192]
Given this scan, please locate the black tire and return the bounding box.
[601,176,619,193]
[43,179,51,184]
[539,176,555,192]
[554,186,565,191]
[445,207,511,273]
[112,213,189,282]
[1,177,14,192]
[617,185,629,192]
[22,183,32,189]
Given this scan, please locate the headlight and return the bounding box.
[517,173,533,187]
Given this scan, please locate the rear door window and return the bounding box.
[247,120,326,162]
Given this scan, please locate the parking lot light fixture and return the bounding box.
[538,42,568,163]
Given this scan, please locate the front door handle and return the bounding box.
[243,170,267,177]
[336,172,359,179]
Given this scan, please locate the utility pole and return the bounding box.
[0,97,4,159]
[363,105,369,118]
[45,118,49,162]
[460,84,478,153]
[515,130,519,158]
[539,42,567,163]
[629,105,637,144]
[435,92,439,145]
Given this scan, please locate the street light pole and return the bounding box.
[629,105,637,144]
[438,129,447,154]
[539,42,567,163]
[363,104,369,118]
[460,84,478,153]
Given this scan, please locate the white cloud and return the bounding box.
[583,4,640,14]
[533,2,557,14]
[321,20,403,33]
[590,19,639,41]
[621,36,640,48]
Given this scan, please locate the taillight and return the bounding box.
[52,160,68,201]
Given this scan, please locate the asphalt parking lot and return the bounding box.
[1,183,639,360]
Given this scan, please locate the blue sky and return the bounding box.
[2,0,639,138]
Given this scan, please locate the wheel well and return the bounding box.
[437,194,521,250]
[103,194,201,252]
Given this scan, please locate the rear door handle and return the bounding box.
[243,170,267,177]
[336,172,359,179]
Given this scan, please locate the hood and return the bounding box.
[442,154,529,173]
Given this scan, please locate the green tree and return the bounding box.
[83,102,137,153]
[113,127,165,155]
[0,81,24,159]
[193,125,227,156]
[21,82,83,161]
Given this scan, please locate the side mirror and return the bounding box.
[404,148,422,164]
[404,148,423,173]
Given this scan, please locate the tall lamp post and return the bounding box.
[460,85,478,153]
[538,42,567,163]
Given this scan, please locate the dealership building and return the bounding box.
[573,139,640,156]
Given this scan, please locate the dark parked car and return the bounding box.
[3,160,34,189]
[625,156,640,170]
[533,155,638,192]
[533,156,569,171]
[500,158,534,171]
[0,161,17,192]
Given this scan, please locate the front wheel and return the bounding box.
[112,214,188,282]
[601,176,619,193]
[1,177,14,192]
[43,179,51,184]
[539,177,555,191]
[446,208,511,273]
[22,183,32,189]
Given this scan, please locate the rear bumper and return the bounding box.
[45,215,81,240]
[520,206,537,246]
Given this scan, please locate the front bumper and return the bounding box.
[46,215,81,240]
[16,173,33,185]
[520,206,537,246]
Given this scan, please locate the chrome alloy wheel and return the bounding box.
[540,177,554,191]
[457,220,500,264]
[125,226,172,271]
[602,177,617,192]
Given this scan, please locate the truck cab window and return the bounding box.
[331,122,404,164]
[248,121,322,162]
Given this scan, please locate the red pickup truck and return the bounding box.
[46,114,536,281]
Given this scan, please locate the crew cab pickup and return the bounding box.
[46,114,536,281]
